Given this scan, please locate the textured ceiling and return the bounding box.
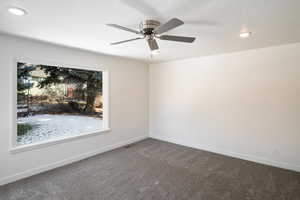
[0,0,299,63]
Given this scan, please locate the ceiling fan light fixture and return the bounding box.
[239,31,251,38]
[8,7,27,16]
[151,49,160,55]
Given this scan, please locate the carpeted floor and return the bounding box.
[1,138,300,200]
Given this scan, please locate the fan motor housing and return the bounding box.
[139,20,160,35]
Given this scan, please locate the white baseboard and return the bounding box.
[0,135,148,186]
[150,135,300,173]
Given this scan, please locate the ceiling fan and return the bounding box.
[107,18,196,54]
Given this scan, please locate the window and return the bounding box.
[13,59,109,151]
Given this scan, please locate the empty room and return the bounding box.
[0,0,299,199]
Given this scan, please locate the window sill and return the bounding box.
[10,128,111,154]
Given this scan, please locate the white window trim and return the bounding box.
[10,58,110,154]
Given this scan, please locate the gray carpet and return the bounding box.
[1,138,300,200]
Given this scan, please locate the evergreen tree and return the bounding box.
[17,63,35,108]
[17,62,35,92]
[38,65,102,113]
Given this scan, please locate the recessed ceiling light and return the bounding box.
[239,32,251,38]
[8,7,27,16]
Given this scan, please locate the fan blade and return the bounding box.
[106,24,141,34]
[159,35,196,43]
[110,37,143,45]
[185,20,221,26]
[154,18,184,34]
[147,39,159,51]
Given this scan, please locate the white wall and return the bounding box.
[150,43,300,172]
[0,34,149,185]
[1,33,299,186]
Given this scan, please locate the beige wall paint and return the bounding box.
[0,34,149,184]
[149,43,300,172]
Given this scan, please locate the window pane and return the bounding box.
[17,62,104,145]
